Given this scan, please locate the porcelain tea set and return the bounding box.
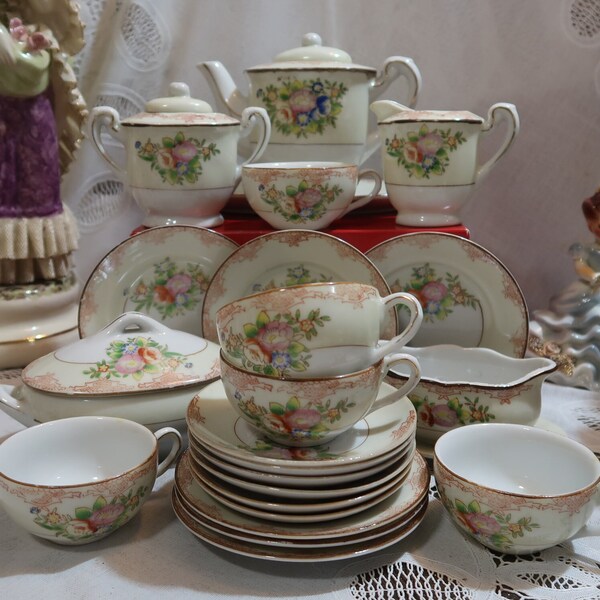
[0,35,597,559]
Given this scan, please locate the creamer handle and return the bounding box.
[234,107,271,189]
[89,106,127,177]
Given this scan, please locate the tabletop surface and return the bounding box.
[1,372,599,600]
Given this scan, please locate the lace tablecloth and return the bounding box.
[1,375,599,600]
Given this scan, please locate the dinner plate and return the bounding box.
[174,448,430,539]
[186,380,417,474]
[78,226,239,338]
[201,229,396,343]
[188,436,414,495]
[174,486,428,549]
[187,447,414,513]
[365,232,528,357]
[171,487,428,561]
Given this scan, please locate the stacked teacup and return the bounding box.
[175,282,429,558]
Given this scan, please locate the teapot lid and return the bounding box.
[21,312,221,396]
[122,82,240,126]
[248,33,375,73]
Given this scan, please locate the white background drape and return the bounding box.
[63,0,600,313]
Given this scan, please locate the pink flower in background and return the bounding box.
[166,273,192,296]
[256,321,294,353]
[115,353,145,374]
[172,141,198,163]
[422,281,448,303]
[417,132,444,156]
[431,404,459,428]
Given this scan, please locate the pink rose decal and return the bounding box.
[283,408,322,431]
[89,504,126,529]
[431,404,459,428]
[256,321,294,353]
[462,512,502,536]
[289,88,317,115]
[422,281,448,303]
[417,132,444,156]
[172,141,198,163]
[115,353,145,374]
[166,273,192,296]
[294,188,322,212]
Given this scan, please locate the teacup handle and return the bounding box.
[476,103,520,181]
[154,427,182,476]
[368,353,421,414]
[89,106,127,177]
[376,292,423,359]
[234,106,271,188]
[340,169,383,217]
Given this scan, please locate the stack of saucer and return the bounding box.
[171,379,430,561]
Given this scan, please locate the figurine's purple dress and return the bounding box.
[0,92,61,218]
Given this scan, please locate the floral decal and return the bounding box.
[30,485,148,542]
[257,180,343,223]
[256,78,347,138]
[236,393,355,443]
[127,258,209,320]
[410,394,495,429]
[391,263,479,322]
[224,309,330,377]
[135,132,219,185]
[443,496,540,552]
[83,336,190,381]
[385,125,466,179]
[251,265,332,293]
[242,438,335,460]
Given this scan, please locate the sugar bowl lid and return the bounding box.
[248,33,376,73]
[22,312,221,396]
[121,82,240,126]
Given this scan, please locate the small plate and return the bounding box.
[201,229,396,342]
[188,436,414,494]
[78,226,238,338]
[365,232,528,357]
[174,486,428,549]
[174,449,429,540]
[188,450,413,515]
[186,380,417,474]
[171,487,427,561]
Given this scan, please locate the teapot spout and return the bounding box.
[197,61,248,118]
[369,99,412,122]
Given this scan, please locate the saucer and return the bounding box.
[173,487,428,550]
[174,449,430,540]
[78,226,238,338]
[201,229,396,342]
[188,436,414,495]
[171,486,428,561]
[188,446,414,509]
[186,380,417,474]
[365,233,528,358]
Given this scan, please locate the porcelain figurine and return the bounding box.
[199,33,421,164]
[90,82,271,227]
[0,0,86,284]
[370,100,519,226]
[530,188,600,389]
[0,0,86,368]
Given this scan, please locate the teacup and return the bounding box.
[370,100,519,226]
[216,282,423,378]
[241,162,382,230]
[0,416,181,544]
[434,423,600,555]
[219,350,421,447]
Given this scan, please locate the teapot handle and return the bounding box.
[370,56,422,109]
[476,103,520,181]
[234,107,271,188]
[89,106,127,177]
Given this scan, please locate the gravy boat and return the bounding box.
[385,345,557,443]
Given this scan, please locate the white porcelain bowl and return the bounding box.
[434,423,600,554]
[0,416,181,544]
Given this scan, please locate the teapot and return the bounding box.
[198,33,421,165]
[89,82,271,228]
[370,100,520,226]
